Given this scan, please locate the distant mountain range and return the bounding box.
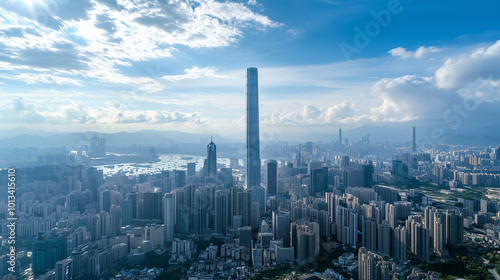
[0,128,231,149]
[0,123,498,149]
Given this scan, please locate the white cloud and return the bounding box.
[162,66,228,82]
[2,73,82,86]
[287,29,304,38]
[389,46,441,59]
[0,97,207,125]
[261,102,361,126]
[0,0,281,91]
[248,0,258,6]
[369,75,461,121]
[435,40,500,89]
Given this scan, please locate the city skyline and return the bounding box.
[0,1,499,143]
[2,2,500,280]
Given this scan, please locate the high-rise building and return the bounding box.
[220,167,233,189]
[392,159,408,182]
[86,167,104,202]
[121,199,133,226]
[361,163,374,188]
[433,218,443,255]
[55,258,73,280]
[174,170,186,189]
[239,226,252,248]
[192,186,212,234]
[310,167,328,195]
[136,192,162,221]
[362,218,378,252]
[358,248,391,280]
[412,126,416,152]
[251,201,261,230]
[109,205,122,237]
[385,203,396,229]
[335,206,358,246]
[339,127,342,145]
[206,139,217,177]
[266,160,278,196]
[444,210,464,246]
[273,209,291,246]
[215,190,228,234]
[252,185,266,215]
[296,225,316,264]
[187,162,196,177]
[99,189,112,212]
[377,221,392,256]
[163,193,175,242]
[340,155,350,169]
[246,67,261,189]
[408,217,429,262]
[33,232,66,274]
[393,226,408,262]
[236,191,252,227]
[252,248,263,268]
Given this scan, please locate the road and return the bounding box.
[489,268,500,280]
[482,257,500,280]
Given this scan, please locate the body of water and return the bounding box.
[95,154,241,176]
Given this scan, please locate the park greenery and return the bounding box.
[250,265,294,280]
[419,255,492,280]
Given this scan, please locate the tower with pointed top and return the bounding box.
[207,138,217,177]
[246,67,261,189]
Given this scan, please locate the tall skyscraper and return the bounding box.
[246,67,261,189]
[339,127,342,145]
[412,126,416,152]
[207,138,217,176]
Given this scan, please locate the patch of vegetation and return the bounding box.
[250,265,292,280]
[156,267,183,280]
[485,250,500,265]
[449,186,489,200]
[419,255,492,280]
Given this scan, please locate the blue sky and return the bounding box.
[0,0,500,141]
